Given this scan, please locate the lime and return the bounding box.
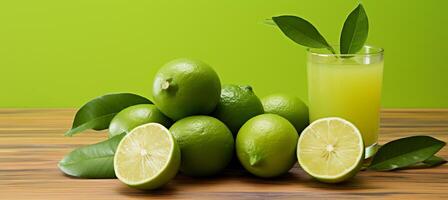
[169,116,234,177]
[108,104,172,138]
[212,84,264,135]
[114,123,180,190]
[297,117,364,183]
[236,114,298,178]
[261,94,309,133]
[152,58,221,120]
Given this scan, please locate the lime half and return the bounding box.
[114,123,180,190]
[297,117,364,183]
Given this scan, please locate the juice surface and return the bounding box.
[307,58,383,147]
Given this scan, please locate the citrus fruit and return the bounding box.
[169,116,234,176]
[236,114,298,178]
[212,84,264,135]
[152,58,221,120]
[261,94,309,133]
[114,123,181,190]
[108,104,172,138]
[297,117,364,183]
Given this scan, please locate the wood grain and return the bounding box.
[0,109,447,200]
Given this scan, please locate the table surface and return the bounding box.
[0,109,447,200]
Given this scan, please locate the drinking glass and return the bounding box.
[307,45,384,158]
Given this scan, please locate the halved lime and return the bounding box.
[114,123,180,190]
[297,117,364,183]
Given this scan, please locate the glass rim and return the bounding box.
[307,45,384,57]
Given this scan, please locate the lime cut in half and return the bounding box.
[297,117,364,183]
[114,123,180,190]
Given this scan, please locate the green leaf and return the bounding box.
[272,15,335,54]
[340,4,369,54]
[369,136,446,171]
[65,93,152,136]
[58,133,125,178]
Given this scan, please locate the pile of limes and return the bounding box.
[113,58,364,190]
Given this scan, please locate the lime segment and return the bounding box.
[114,123,180,190]
[297,117,364,183]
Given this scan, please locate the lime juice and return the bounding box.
[307,46,384,149]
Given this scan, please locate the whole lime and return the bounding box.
[212,84,264,135]
[236,114,298,178]
[261,94,309,133]
[169,116,234,177]
[109,104,172,138]
[152,58,221,120]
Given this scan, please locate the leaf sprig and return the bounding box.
[271,4,369,55]
[60,93,152,178]
[368,136,446,171]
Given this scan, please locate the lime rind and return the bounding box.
[114,123,180,190]
[297,117,364,183]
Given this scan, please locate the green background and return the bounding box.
[1,0,447,108]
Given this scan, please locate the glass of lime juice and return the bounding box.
[307,45,384,158]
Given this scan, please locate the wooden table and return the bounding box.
[1,109,447,199]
